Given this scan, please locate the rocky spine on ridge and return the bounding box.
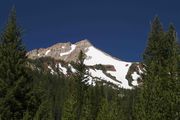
[27,39,92,62]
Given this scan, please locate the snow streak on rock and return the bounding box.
[60,45,76,56]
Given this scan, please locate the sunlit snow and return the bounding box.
[84,46,132,89]
[45,50,51,55]
[48,66,55,74]
[89,69,121,86]
[68,64,77,73]
[57,63,67,74]
[131,72,139,86]
[60,44,76,56]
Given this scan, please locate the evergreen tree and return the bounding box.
[90,82,104,120]
[0,8,34,119]
[96,98,116,120]
[80,89,92,120]
[33,99,54,120]
[96,98,109,120]
[73,51,89,120]
[62,77,77,120]
[164,24,180,119]
[62,94,76,120]
[143,16,164,65]
[134,17,180,120]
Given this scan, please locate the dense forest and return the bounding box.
[0,8,179,120]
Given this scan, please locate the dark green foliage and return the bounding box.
[61,76,77,120]
[80,90,92,120]
[134,17,180,120]
[73,50,89,120]
[96,98,111,120]
[0,8,36,119]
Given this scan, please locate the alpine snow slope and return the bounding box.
[27,39,143,89]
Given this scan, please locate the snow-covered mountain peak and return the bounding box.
[27,39,143,89]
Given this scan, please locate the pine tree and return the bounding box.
[62,77,77,120]
[134,17,180,120]
[109,97,119,120]
[164,24,180,119]
[143,16,164,65]
[96,98,109,120]
[90,82,104,120]
[62,95,76,120]
[96,98,116,120]
[33,99,54,120]
[0,8,33,119]
[140,17,165,120]
[80,89,92,120]
[73,50,89,120]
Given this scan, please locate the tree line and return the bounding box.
[0,8,179,120]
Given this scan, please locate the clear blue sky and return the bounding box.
[0,0,180,62]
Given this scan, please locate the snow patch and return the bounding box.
[132,81,138,86]
[45,50,51,55]
[48,64,67,75]
[89,69,121,86]
[85,76,96,86]
[84,46,132,89]
[138,66,143,74]
[68,64,77,73]
[57,63,67,74]
[48,66,55,74]
[131,72,140,86]
[60,44,76,56]
[132,72,139,80]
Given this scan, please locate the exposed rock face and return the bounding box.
[27,39,92,62]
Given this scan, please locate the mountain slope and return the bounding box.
[27,39,143,89]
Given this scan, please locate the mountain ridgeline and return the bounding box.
[0,8,179,120]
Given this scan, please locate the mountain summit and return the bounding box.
[27,39,143,89]
[27,39,92,61]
